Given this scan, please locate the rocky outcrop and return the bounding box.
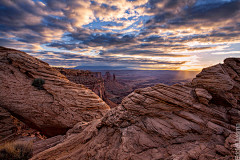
[104,71,112,82]
[0,107,17,144]
[103,71,117,82]
[113,73,116,82]
[33,135,65,156]
[55,68,117,108]
[105,81,133,104]
[55,68,106,100]
[0,46,110,137]
[32,58,239,159]
[92,72,102,78]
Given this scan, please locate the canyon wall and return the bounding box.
[55,68,117,108]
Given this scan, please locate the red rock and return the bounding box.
[113,73,117,82]
[55,68,117,108]
[0,47,110,137]
[104,71,112,82]
[215,145,231,155]
[1,48,238,160]
[0,107,17,144]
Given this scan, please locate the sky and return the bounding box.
[0,0,240,70]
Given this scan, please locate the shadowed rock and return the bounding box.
[31,58,239,159]
[104,71,112,82]
[0,46,110,137]
[0,107,17,144]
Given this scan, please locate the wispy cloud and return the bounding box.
[0,0,240,70]
[211,51,240,55]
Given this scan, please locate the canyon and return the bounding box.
[0,46,239,159]
[55,68,117,108]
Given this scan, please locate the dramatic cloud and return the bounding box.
[0,0,240,70]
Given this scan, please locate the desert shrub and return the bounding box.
[32,78,45,90]
[0,141,33,160]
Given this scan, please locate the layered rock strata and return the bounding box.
[55,68,106,101]
[32,59,239,159]
[0,107,17,144]
[0,47,110,137]
[55,68,117,108]
[104,71,112,82]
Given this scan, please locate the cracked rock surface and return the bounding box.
[31,58,240,159]
[0,47,110,137]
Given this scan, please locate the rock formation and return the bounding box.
[101,71,133,104]
[55,68,106,100]
[92,72,102,79]
[0,46,110,137]
[103,71,117,82]
[55,68,117,108]
[104,81,133,104]
[32,58,239,159]
[113,73,116,82]
[104,71,112,82]
[0,107,17,144]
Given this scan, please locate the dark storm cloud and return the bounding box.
[35,51,187,66]
[145,0,240,31]
[46,30,137,50]
[69,32,137,47]
[99,48,191,57]
[0,0,240,69]
[187,0,240,21]
[46,42,88,50]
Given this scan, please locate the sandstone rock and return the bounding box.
[215,145,230,155]
[113,73,116,81]
[92,72,102,78]
[0,106,17,144]
[195,88,212,105]
[105,80,133,104]
[33,135,65,156]
[5,54,238,159]
[0,47,110,137]
[104,71,112,82]
[55,68,117,108]
[224,133,236,155]
[198,153,215,160]
[190,61,240,109]
[55,68,106,100]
